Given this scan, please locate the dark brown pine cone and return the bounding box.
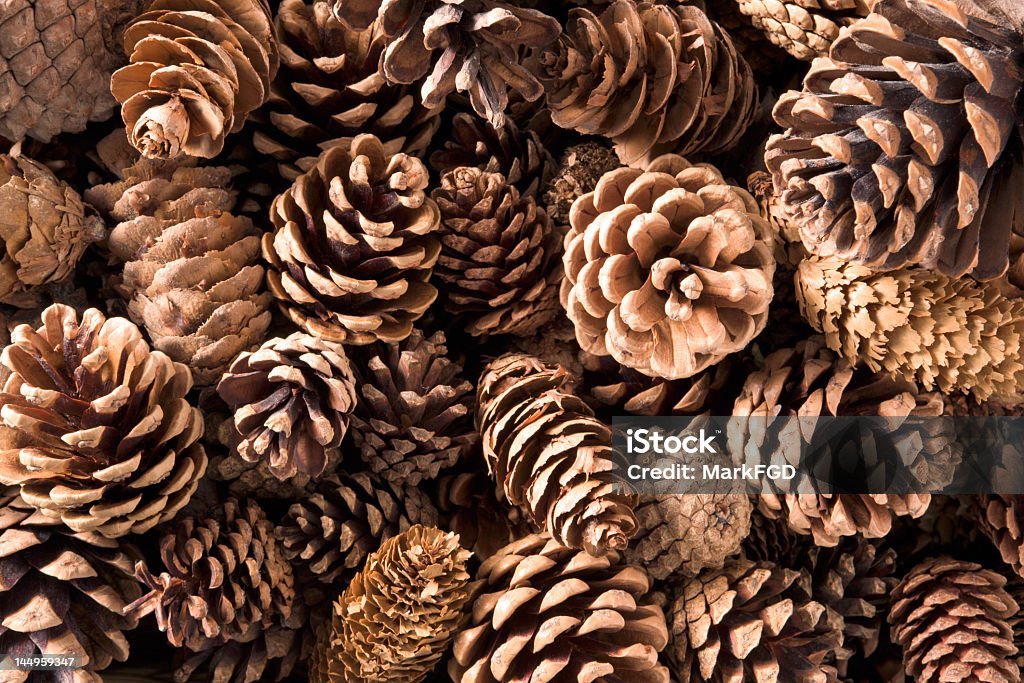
[542,142,621,226]
[435,471,532,561]
[978,494,1024,578]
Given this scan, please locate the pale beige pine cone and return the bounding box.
[737,0,875,60]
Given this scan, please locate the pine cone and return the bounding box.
[766,0,1024,279]
[0,149,105,307]
[561,156,775,380]
[738,0,874,60]
[431,168,563,336]
[539,1,758,167]
[216,332,358,482]
[0,304,207,538]
[978,495,1024,579]
[84,154,272,386]
[542,142,621,226]
[450,533,669,683]
[435,471,531,561]
[889,557,1020,683]
[477,353,638,554]
[797,255,1024,402]
[278,472,439,585]
[330,1,561,129]
[312,525,474,683]
[112,0,278,159]
[263,134,440,344]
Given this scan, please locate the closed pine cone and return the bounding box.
[738,0,875,60]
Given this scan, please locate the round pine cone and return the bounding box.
[738,0,874,60]
[450,533,669,683]
[431,168,563,337]
[543,142,621,226]
[978,495,1024,578]
[263,134,441,345]
[561,156,775,381]
[539,1,757,167]
[216,332,358,482]
[0,304,207,538]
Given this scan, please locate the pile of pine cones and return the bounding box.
[1,0,1024,681]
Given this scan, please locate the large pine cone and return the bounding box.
[450,533,669,683]
[263,134,440,345]
[561,156,775,380]
[889,557,1020,683]
[111,0,278,159]
[539,1,758,167]
[978,495,1024,578]
[431,168,563,336]
[217,332,358,482]
[0,305,207,538]
[738,0,874,60]
[85,155,272,386]
[766,0,1024,279]
[477,353,637,554]
[331,1,561,129]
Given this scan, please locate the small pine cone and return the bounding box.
[126,498,302,683]
[331,1,561,129]
[0,150,105,307]
[737,0,874,60]
[539,1,758,167]
[435,471,532,561]
[889,557,1020,683]
[477,353,638,554]
[669,558,845,682]
[561,156,775,380]
[431,168,563,337]
[263,135,440,345]
[509,316,586,377]
[112,0,278,159]
[0,305,207,538]
[797,255,1024,402]
[766,0,1024,279]
[216,332,357,482]
[542,142,621,226]
[84,155,272,386]
[313,525,475,683]
[278,472,439,584]
[450,533,669,682]
[978,495,1024,578]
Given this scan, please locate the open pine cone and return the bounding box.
[978,495,1024,579]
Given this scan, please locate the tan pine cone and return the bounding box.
[766,0,1024,279]
[539,1,758,167]
[216,332,358,482]
[450,533,669,683]
[0,304,207,538]
[85,154,272,386]
[542,142,621,226]
[797,255,1024,402]
[431,168,563,336]
[112,0,278,159]
[561,155,775,380]
[737,0,874,60]
[477,353,638,554]
[978,495,1024,579]
[313,525,475,683]
[889,557,1020,683]
[435,471,532,561]
[263,134,440,344]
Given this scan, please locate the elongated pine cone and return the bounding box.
[477,353,637,554]
[112,0,278,159]
[889,557,1020,683]
[978,495,1024,578]
[431,168,563,336]
[312,525,474,683]
[797,255,1024,401]
[738,0,874,60]
[0,305,207,538]
[85,156,272,386]
[263,134,440,344]
[0,150,105,307]
[217,332,357,482]
[450,533,669,683]
[561,156,775,380]
[766,0,1024,279]
[540,1,758,167]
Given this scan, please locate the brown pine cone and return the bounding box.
[330,1,561,129]
[561,156,775,380]
[477,353,638,554]
[313,525,475,683]
[435,471,531,561]
[978,495,1024,578]
[111,0,278,159]
[542,142,621,226]
[450,533,669,683]
[216,332,358,482]
[889,557,1020,683]
[766,0,1024,279]
[431,168,563,336]
[0,305,207,538]
[540,1,758,167]
[84,154,272,386]
[263,134,440,344]
[738,0,874,60]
